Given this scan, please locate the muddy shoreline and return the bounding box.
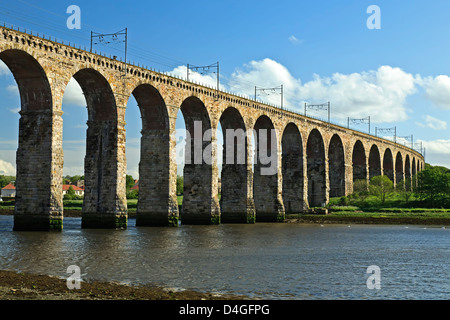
[0,270,248,300]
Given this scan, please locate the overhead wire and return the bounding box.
[1,1,399,140]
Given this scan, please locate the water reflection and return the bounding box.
[0,215,448,299]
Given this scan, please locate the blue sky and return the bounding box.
[0,0,450,177]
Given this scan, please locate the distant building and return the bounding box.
[62,184,84,197]
[131,180,139,191]
[1,183,16,198]
[76,180,85,189]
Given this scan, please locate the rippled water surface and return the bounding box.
[0,215,448,299]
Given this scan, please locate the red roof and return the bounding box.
[62,184,84,191]
[2,183,15,190]
[130,180,139,190]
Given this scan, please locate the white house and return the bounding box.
[62,184,84,196]
[1,183,16,198]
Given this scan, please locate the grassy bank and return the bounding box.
[1,197,450,225]
[288,201,450,225]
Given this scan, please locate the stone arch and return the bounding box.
[0,49,61,231]
[180,96,220,224]
[307,129,326,207]
[395,152,404,187]
[130,84,177,226]
[352,140,367,182]
[0,49,52,112]
[219,106,255,223]
[328,134,345,198]
[253,115,283,221]
[282,123,305,213]
[383,148,394,182]
[369,144,382,180]
[72,68,117,121]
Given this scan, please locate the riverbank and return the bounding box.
[1,207,450,225]
[285,214,450,226]
[0,270,247,300]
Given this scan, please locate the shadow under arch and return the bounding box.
[179,96,220,225]
[69,68,126,229]
[369,144,382,180]
[129,83,178,227]
[306,128,326,207]
[383,148,394,183]
[253,115,284,222]
[395,152,404,187]
[352,140,367,183]
[328,134,345,198]
[282,122,305,213]
[219,106,255,223]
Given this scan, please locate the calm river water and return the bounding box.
[0,215,448,299]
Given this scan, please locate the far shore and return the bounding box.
[1,206,450,226]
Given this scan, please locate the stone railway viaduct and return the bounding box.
[0,26,425,231]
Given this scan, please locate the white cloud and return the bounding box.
[0,60,9,76]
[416,115,447,130]
[419,139,450,155]
[6,84,18,95]
[0,159,15,175]
[168,59,420,124]
[418,75,450,110]
[225,60,416,123]
[62,78,86,107]
[8,107,20,114]
[415,139,450,168]
[228,58,301,106]
[169,65,220,89]
[288,35,303,45]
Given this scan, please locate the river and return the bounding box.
[0,215,448,300]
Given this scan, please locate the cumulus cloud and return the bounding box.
[418,75,450,110]
[226,59,416,123]
[169,65,220,89]
[62,78,86,107]
[0,159,15,176]
[228,58,301,106]
[416,115,447,130]
[417,139,450,168]
[173,58,449,126]
[419,139,450,154]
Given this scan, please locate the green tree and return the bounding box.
[176,176,184,195]
[126,175,135,191]
[0,175,15,189]
[369,175,394,205]
[64,186,76,200]
[397,177,413,204]
[353,179,369,203]
[416,165,450,207]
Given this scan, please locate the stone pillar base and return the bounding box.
[181,214,221,225]
[81,213,127,229]
[220,212,256,224]
[13,214,63,231]
[136,212,179,227]
[255,212,285,223]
